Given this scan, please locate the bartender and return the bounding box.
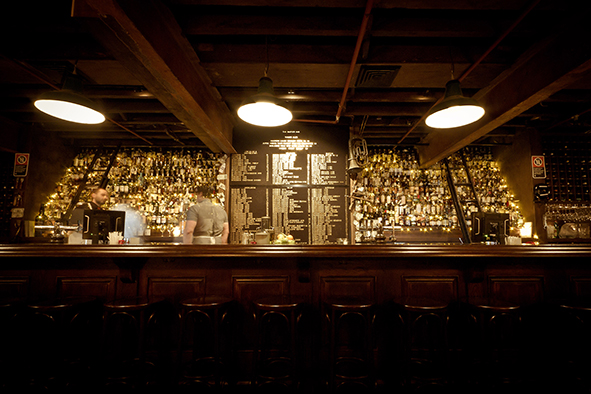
[183,185,229,244]
[69,187,109,226]
[79,187,109,210]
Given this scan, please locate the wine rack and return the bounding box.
[0,153,15,240]
[543,137,591,202]
[41,148,227,235]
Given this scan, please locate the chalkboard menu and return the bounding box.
[230,124,349,244]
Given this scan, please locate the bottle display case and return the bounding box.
[351,147,524,244]
[40,148,227,237]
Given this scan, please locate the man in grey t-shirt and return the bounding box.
[183,185,229,244]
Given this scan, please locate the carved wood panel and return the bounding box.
[319,276,376,304]
[569,276,591,298]
[56,276,117,301]
[488,276,545,305]
[0,276,30,300]
[146,276,206,304]
[401,276,459,302]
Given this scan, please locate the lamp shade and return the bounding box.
[425,80,484,129]
[34,75,105,124]
[237,76,292,127]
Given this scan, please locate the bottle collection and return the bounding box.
[42,148,227,236]
[351,146,524,243]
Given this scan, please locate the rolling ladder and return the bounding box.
[442,149,482,244]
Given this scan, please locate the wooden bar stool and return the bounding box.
[101,296,167,390]
[325,297,375,393]
[252,295,306,391]
[399,297,449,391]
[15,296,100,390]
[551,299,591,391]
[177,295,235,390]
[468,298,521,390]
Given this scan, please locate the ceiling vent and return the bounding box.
[355,65,401,88]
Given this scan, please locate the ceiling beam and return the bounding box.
[73,0,235,153]
[417,8,591,167]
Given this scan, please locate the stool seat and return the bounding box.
[181,296,233,309]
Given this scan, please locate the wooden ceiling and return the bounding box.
[1,0,591,166]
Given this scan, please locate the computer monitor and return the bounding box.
[82,210,126,244]
[471,212,510,244]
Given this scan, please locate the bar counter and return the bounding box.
[1,243,590,306]
[2,243,591,391]
[2,243,591,258]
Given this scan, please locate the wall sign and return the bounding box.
[230,124,349,244]
[13,153,29,177]
[531,155,546,179]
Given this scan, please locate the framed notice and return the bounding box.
[531,155,546,179]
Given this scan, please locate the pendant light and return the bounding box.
[34,67,105,125]
[425,79,485,129]
[237,76,292,127]
[237,36,292,127]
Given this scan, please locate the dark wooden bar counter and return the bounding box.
[2,244,591,392]
[2,243,590,307]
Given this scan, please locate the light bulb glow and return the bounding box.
[238,102,292,127]
[425,104,485,129]
[35,99,106,124]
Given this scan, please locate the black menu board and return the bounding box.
[230,123,349,244]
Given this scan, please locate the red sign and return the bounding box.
[13,153,29,177]
[531,155,546,179]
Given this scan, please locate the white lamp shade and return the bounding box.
[237,76,292,127]
[34,75,106,124]
[238,102,292,127]
[425,104,485,129]
[425,79,485,129]
[35,95,106,124]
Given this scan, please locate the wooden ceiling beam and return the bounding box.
[73,0,235,153]
[417,8,591,168]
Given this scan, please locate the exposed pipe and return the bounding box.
[397,0,542,144]
[293,0,374,125]
[3,55,153,145]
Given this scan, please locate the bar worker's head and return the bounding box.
[90,187,109,208]
[195,185,212,202]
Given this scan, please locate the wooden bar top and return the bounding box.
[1,243,590,258]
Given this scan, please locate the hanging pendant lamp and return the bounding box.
[425,79,485,129]
[237,76,292,127]
[34,73,105,124]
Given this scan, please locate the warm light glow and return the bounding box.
[35,98,105,124]
[520,222,533,238]
[238,102,292,127]
[425,105,485,129]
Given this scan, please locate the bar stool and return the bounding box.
[550,299,591,391]
[399,297,449,391]
[325,297,375,393]
[252,295,306,391]
[177,295,235,390]
[14,296,100,390]
[101,296,167,390]
[0,298,27,391]
[468,298,521,390]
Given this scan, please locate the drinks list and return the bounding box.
[230,124,349,244]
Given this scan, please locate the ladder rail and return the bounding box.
[443,158,471,244]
